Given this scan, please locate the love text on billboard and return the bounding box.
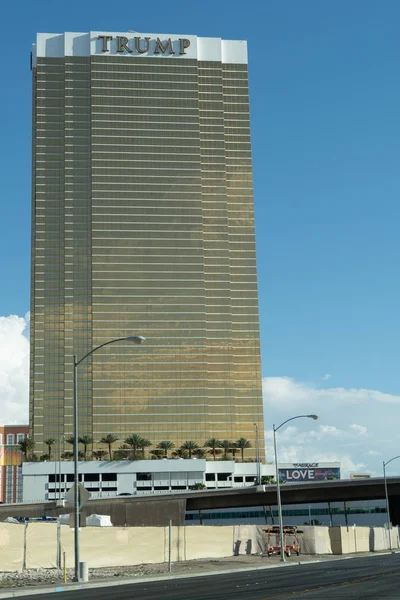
[278,467,340,482]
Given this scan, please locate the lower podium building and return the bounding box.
[22,459,269,503]
[0,425,29,504]
[21,460,342,503]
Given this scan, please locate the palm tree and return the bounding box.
[65,435,75,449]
[113,444,131,460]
[78,435,93,461]
[61,451,73,460]
[231,443,238,461]
[43,438,56,461]
[204,438,222,461]
[92,450,107,460]
[149,449,164,459]
[18,437,35,460]
[190,482,206,490]
[220,439,233,460]
[262,475,275,485]
[157,440,175,458]
[124,434,144,460]
[99,434,119,460]
[139,438,152,459]
[235,437,251,462]
[181,441,199,459]
[194,448,206,459]
[172,448,189,459]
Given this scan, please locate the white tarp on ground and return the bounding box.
[58,514,70,525]
[3,518,21,525]
[86,514,113,527]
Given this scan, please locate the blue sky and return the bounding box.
[1,0,400,474]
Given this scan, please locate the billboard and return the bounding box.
[278,463,340,482]
[0,446,23,467]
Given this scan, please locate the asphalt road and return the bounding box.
[6,554,400,600]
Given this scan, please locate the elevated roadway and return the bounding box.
[1,478,399,526]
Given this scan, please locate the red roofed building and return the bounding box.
[0,425,29,503]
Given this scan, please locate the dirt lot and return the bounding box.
[0,552,349,588]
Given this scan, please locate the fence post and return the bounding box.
[328,502,333,527]
[63,551,67,583]
[263,506,268,525]
[57,520,61,568]
[22,521,28,571]
[344,502,349,531]
[269,505,275,525]
[168,519,172,573]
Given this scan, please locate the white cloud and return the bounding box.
[350,424,367,436]
[0,314,30,424]
[263,376,400,408]
[319,425,340,436]
[263,376,400,477]
[322,373,331,380]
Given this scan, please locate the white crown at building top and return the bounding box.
[32,31,248,66]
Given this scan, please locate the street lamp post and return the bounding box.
[383,455,400,551]
[254,422,261,485]
[58,435,65,500]
[273,414,319,562]
[73,335,145,582]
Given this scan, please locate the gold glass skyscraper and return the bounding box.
[30,31,264,459]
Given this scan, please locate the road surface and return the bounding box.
[5,553,400,599]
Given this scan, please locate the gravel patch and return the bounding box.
[0,553,360,589]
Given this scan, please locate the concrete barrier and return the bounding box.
[0,523,399,571]
[233,525,263,555]
[297,525,333,555]
[328,525,400,554]
[183,526,233,561]
[0,524,24,572]
[370,527,387,551]
[24,523,235,570]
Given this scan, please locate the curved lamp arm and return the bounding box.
[384,455,400,469]
[75,336,145,367]
[274,414,319,433]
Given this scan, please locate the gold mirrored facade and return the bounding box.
[30,33,264,459]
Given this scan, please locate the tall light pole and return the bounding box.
[383,455,400,551]
[58,435,65,501]
[254,423,261,485]
[73,335,145,581]
[273,414,319,562]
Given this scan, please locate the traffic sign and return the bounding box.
[65,483,90,509]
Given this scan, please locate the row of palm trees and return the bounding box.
[19,435,252,462]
